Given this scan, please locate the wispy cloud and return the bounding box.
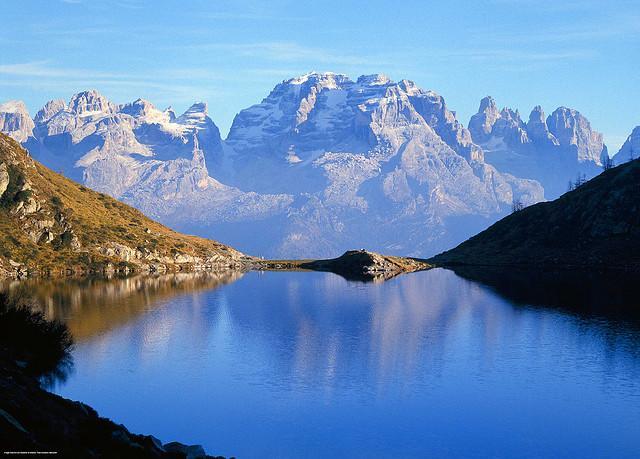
[0,61,120,78]
[167,41,384,67]
[429,49,596,63]
[0,61,226,105]
[470,13,640,45]
[202,11,308,22]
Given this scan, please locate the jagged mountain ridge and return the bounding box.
[468,96,608,198]
[1,72,614,258]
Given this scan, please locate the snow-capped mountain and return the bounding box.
[613,126,640,164]
[468,96,608,198]
[2,72,617,258]
[25,90,223,192]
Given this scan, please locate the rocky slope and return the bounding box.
[468,96,608,198]
[222,72,544,257]
[0,293,223,458]
[0,133,245,278]
[0,354,221,458]
[430,158,640,269]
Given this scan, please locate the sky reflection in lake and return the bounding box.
[20,269,640,458]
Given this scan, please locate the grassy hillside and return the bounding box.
[431,158,640,269]
[0,133,244,277]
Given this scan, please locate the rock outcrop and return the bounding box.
[300,250,431,281]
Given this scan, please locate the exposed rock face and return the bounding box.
[27,90,219,191]
[0,101,34,143]
[468,98,607,199]
[613,126,640,165]
[526,106,559,148]
[546,107,607,164]
[0,162,9,197]
[468,96,502,144]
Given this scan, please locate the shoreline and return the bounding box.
[1,250,433,283]
[0,351,226,458]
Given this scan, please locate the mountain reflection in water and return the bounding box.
[5,268,640,458]
[0,271,244,341]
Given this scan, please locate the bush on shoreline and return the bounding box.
[0,292,74,378]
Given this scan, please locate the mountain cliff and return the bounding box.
[0,133,245,278]
[468,96,607,198]
[430,158,640,269]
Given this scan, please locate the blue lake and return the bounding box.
[22,268,640,458]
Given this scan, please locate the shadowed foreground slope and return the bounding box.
[431,159,640,269]
[0,293,225,458]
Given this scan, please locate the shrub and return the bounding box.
[50,195,63,208]
[0,293,74,378]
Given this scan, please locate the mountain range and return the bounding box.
[2,72,633,258]
[0,133,244,278]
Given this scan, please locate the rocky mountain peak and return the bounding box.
[528,105,545,123]
[68,90,114,116]
[0,100,29,114]
[34,99,67,125]
[547,107,606,164]
[478,96,497,113]
[526,105,559,147]
[468,96,501,143]
[288,72,350,88]
[0,100,34,143]
[164,107,177,123]
[120,98,158,118]
[176,102,211,129]
[500,107,523,125]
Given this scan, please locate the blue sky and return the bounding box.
[1,0,638,152]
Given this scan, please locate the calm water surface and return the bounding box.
[11,269,640,458]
